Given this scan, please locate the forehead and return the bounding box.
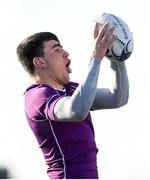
[43,40,60,49]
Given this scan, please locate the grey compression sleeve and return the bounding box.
[54,57,101,122]
[91,61,129,110]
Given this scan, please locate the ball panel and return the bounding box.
[96,13,134,61]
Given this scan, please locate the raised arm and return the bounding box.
[53,22,117,122]
[91,60,129,110]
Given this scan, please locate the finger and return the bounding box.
[107,35,118,47]
[94,23,99,39]
[102,26,115,43]
[97,21,109,40]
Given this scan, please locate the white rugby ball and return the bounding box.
[96,13,134,61]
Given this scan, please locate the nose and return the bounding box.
[63,49,69,59]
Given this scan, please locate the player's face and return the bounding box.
[42,40,72,87]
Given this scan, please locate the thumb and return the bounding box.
[94,23,99,39]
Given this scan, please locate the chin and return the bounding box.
[64,79,69,85]
[63,76,70,85]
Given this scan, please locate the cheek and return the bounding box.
[47,59,63,72]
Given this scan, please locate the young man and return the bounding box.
[16,22,129,179]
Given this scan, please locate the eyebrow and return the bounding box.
[51,43,61,49]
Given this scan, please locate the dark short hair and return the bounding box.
[16,32,59,76]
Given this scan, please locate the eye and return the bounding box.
[55,45,63,52]
[55,48,60,52]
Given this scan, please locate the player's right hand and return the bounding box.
[92,22,117,60]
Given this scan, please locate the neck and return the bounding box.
[32,75,64,90]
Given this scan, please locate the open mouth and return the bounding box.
[66,60,72,73]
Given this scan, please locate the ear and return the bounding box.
[33,57,47,69]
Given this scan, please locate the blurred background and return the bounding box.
[0,0,150,179]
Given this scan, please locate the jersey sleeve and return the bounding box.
[24,85,63,121]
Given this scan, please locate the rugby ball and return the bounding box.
[96,13,134,61]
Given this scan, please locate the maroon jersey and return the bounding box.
[24,82,98,179]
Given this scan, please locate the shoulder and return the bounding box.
[24,84,61,120]
[24,84,60,107]
[25,84,57,97]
